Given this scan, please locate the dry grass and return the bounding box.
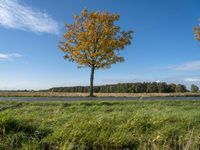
[0,91,200,97]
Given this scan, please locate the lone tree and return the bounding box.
[59,9,133,97]
[191,84,199,93]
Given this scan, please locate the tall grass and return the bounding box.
[1,100,200,149]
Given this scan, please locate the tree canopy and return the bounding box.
[59,9,132,69]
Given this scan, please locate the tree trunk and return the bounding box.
[89,65,95,97]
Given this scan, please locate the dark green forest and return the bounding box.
[49,82,199,93]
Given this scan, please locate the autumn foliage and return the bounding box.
[194,20,200,40]
[194,27,200,40]
[59,9,133,96]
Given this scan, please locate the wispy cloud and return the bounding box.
[169,60,200,71]
[184,77,200,82]
[0,0,59,34]
[0,53,22,61]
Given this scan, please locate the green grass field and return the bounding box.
[1,100,200,149]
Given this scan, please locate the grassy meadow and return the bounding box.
[1,100,200,149]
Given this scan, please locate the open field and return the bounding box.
[1,91,200,97]
[1,100,200,149]
[2,96,200,102]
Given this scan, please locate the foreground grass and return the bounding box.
[1,100,200,149]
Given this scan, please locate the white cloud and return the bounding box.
[0,0,59,34]
[184,77,200,82]
[171,60,200,71]
[0,53,22,60]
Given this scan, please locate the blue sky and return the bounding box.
[0,0,200,90]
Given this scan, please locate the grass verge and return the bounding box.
[0,100,200,149]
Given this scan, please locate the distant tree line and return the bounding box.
[49,82,199,93]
